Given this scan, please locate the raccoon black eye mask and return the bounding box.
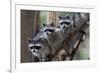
[44,29,55,33]
[29,46,34,50]
[60,22,70,25]
[34,46,42,50]
[30,46,42,50]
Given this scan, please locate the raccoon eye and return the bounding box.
[35,46,41,50]
[65,22,70,25]
[30,46,34,50]
[44,29,49,32]
[60,22,66,25]
[60,22,63,25]
[48,29,54,32]
[44,29,47,32]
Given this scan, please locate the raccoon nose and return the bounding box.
[63,25,65,27]
[33,49,36,52]
[46,32,49,34]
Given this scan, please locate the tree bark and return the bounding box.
[21,10,40,62]
[33,11,40,34]
[47,11,58,26]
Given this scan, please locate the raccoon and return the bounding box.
[53,13,89,60]
[42,22,64,55]
[42,22,78,60]
[58,14,84,59]
[58,13,89,42]
[28,30,52,62]
[59,15,74,39]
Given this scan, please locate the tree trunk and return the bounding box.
[33,11,40,34]
[47,11,58,26]
[21,10,40,63]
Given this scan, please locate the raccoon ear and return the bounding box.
[66,15,70,18]
[59,16,62,19]
[27,38,33,43]
[51,22,54,26]
[43,23,46,26]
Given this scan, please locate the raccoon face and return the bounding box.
[59,15,74,29]
[28,38,51,61]
[43,22,59,38]
[28,39,42,57]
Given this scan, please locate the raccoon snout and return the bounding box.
[33,49,36,52]
[63,25,66,27]
[33,50,35,52]
[46,32,51,35]
[63,24,67,28]
[46,32,49,35]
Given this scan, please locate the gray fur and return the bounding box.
[59,15,74,39]
[42,23,64,55]
[28,30,52,62]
